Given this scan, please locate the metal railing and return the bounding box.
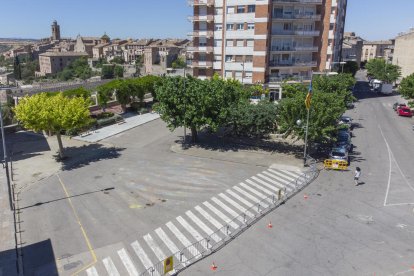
[139,157,319,276]
[187,15,214,22]
[272,14,321,20]
[273,0,322,3]
[269,75,312,83]
[188,0,214,6]
[270,46,318,52]
[271,30,320,36]
[269,60,317,67]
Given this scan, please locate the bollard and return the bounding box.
[272,194,275,204]
[180,252,184,263]
[150,267,155,276]
[257,203,261,212]
[243,213,247,223]
[226,225,230,235]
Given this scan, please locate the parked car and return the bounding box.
[393,102,406,111]
[329,147,349,164]
[336,132,353,152]
[339,116,353,130]
[397,106,413,117]
[338,125,353,137]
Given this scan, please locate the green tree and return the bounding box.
[13,56,22,80]
[14,93,92,159]
[281,82,308,98]
[341,61,359,76]
[45,87,91,99]
[171,57,187,69]
[57,57,92,81]
[97,80,117,111]
[101,65,114,79]
[114,65,124,78]
[399,73,414,99]
[312,73,356,107]
[366,58,401,83]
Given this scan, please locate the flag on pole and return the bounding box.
[305,80,312,110]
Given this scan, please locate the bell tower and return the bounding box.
[51,20,61,41]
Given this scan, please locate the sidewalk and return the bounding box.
[0,169,18,276]
[73,112,160,143]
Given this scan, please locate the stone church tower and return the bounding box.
[51,20,61,41]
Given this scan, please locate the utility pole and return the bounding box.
[241,61,245,85]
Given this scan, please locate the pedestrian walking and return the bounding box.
[354,167,361,185]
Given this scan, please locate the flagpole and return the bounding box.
[303,71,313,166]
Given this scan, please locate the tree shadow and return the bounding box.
[180,130,304,159]
[1,131,50,163]
[353,81,399,100]
[55,144,125,171]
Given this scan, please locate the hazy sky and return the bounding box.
[0,0,413,40]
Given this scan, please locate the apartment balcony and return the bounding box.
[272,13,321,21]
[188,0,214,6]
[187,15,214,22]
[271,30,320,36]
[186,46,214,52]
[188,30,214,37]
[269,75,312,83]
[272,0,322,4]
[189,60,213,68]
[269,60,317,67]
[270,45,319,52]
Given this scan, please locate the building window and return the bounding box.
[247,39,254,47]
[237,23,244,31]
[248,5,255,13]
[215,7,222,15]
[199,37,207,46]
[227,6,235,14]
[245,55,253,63]
[247,23,255,30]
[235,55,243,62]
[236,40,244,47]
[226,24,234,31]
[215,24,222,31]
[245,71,253,78]
[225,55,233,62]
[226,40,234,47]
[214,55,222,61]
[235,71,243,78]
[214,40,222,47]
[225,71,233,78]
[237,6,245,13]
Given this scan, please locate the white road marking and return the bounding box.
[239,182,268,200]
[176,216,208,250]
[155,227,186,263]
[233,186,269,208]
[203,201,240,229]
[219,193,254,218]
[166,221,200,257]
[103,257,121,276]
[226,189,255,209]
[245,179,273,195]
[144,234,166,261]
[186,210,221,242]
[86,267,99,276]
[259,172,293,191]
[251,176,280,192]
[281,170,302,179]
[130,241,154,274]
[195,205,225,233]
[118,248,140,276]
[269,169,296,181]
[211,197,245,223]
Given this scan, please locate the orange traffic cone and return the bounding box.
[267,221,273,228]
[210,262,217,271]
[303,194,309,199]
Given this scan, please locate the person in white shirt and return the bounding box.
[354,167,361,185]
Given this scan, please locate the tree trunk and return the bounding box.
[121,104,127,113]
[190,126,198,143]
[56,132,65,159]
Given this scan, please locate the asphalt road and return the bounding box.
[181,72,414,276]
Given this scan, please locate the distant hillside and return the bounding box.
[0,45,12,53]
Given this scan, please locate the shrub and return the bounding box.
[138,107,150,114]
[96,112,114,119]
[96,114,123,127]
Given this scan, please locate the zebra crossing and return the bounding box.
[83,168,303,276]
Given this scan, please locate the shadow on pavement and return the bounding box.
[353,80,399,100]
[180,130,304,158]
[1,132,50,163]
[57,144,125,171]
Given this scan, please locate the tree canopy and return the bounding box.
[399,73,414,99]
[57,57,92,81]
[366,58,401,83]
[14,93,92,158]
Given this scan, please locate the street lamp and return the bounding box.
[296,119,309,166]
[182,67,187,148]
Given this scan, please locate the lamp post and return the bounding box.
[182,67,187,148]
[296,112,310,166]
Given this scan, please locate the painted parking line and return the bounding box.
[86,266,99,276]
[186,210,221,243]
[102,257,120,276]
[130,242,153,276]
[203,201,239,229]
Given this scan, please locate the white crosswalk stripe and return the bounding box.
[211,197,245,224]
[251,176,280,193]
[130,241,155,275]
[245,179,273,195]
[203,201,239,229]
[86,266,99,276]
[118,248,140,276]
[144,234,167,261]
[195,205,226,235]
[166,221,200,258]
[186,210,221,242]
[226,189,255,209]
[155,227,187,265]
[258,173,292,191]
[269,169,295,181]
[281,170,302,179]
[239,182,270,201]
[233,186,269,208]
[103,257,121,276]
[263,170,296,190]
[219,193,255,218]
[176,216,208,250]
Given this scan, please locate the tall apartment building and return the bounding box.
[189,0,347,98]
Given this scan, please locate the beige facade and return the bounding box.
[37,52,89,76]
[362,40,393,62]
[342,32,363,65]
[393,29,414,79]
[74,36,102,57]
[189,0,347,96]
